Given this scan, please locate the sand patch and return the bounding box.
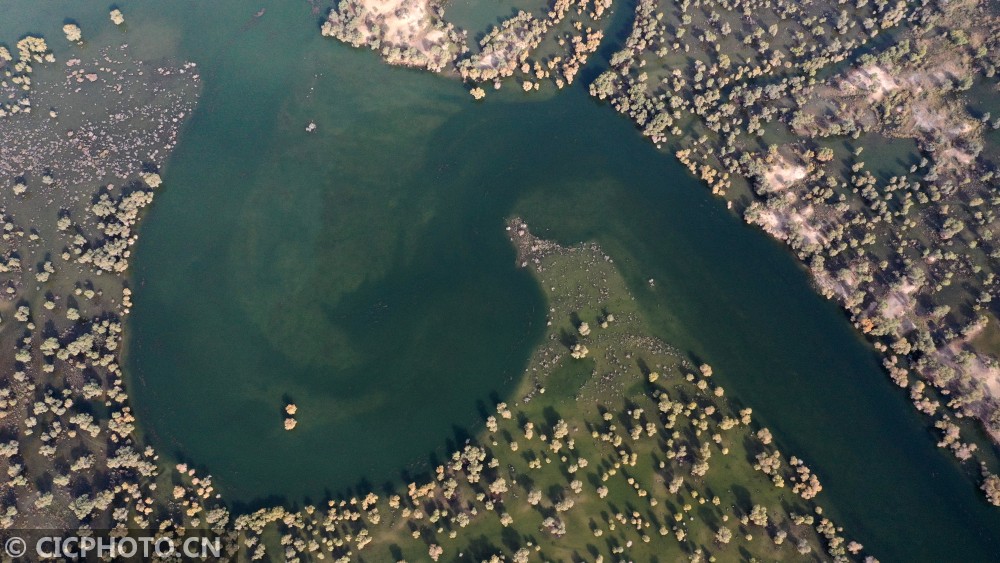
[754,200,828,249]
[877,278,921,332]
[761,154,807,192]
[842,65,899,102]
[882,279,919,320]
[814,266,858,302]
[322,0,463,72]
[922,319,1000,439]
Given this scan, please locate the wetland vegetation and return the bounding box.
[1,0,1000,561]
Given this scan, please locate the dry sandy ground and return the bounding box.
[761,153,808,192]
[756,200,828,248]
[914,318,1000,442]
[842,65,899,102]
[323,0,461,71]
[814,268,858,302]
[880,279,920,332]
[356,0,447,54]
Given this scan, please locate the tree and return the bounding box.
[589,71,617,100]
[141,172,162,188]
[749,504,768,526]
[982,473,1000,506]
[542,516,566,536]
[63,24,82,42]
[715,526,732,544]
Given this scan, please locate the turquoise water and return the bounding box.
[118,5,548,505]
[5,1,1000,560]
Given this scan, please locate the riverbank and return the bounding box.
[0,5,202,532]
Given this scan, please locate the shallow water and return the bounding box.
[5,1,1000,560]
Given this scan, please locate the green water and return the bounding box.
[5,1,1000,560]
